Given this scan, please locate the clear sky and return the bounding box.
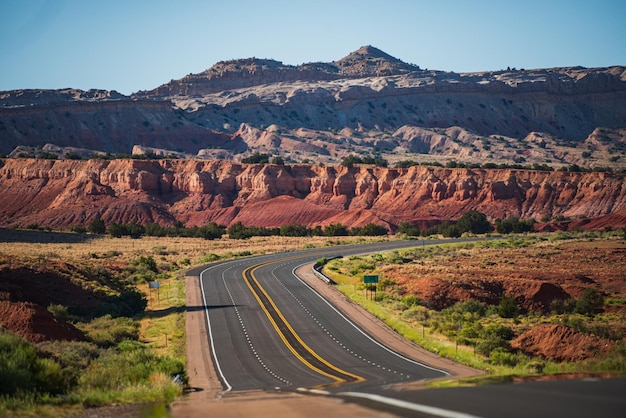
[1,0,625,95]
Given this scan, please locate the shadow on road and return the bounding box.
[144,304,240,319]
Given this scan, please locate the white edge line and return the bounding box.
[339,392,485,418]
[291,263,451,376]
[200,265,233,392]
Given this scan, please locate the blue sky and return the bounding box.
[1,0,625,95]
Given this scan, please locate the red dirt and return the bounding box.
[0,300,85,343]
[511,324,617,362]
[388,240,626,314]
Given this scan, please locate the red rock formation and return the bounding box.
[0,159,625,230]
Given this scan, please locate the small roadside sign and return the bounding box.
[364,275,379,284]
[148,281,160,289]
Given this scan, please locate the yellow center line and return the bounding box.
[242,258,366,384]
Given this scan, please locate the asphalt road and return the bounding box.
[188,239,626,417]
[188,239,452,392]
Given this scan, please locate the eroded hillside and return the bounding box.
[1,158,624,230]
[1,47,625,170]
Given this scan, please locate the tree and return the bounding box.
[397,221,420,236]
[197,222,225,240]
[125,221,145,239]
[227,222,251,239]
[356,223,388,236]
[242,153,270,164]
[108,222,126,238]
[87,218,106,234]
[270,156,285,165]
[495,217,535,234]
[280,223,309,237]
[324,223,349,236]
[456,211,491,234]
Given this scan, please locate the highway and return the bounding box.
[188,240,451,392]
[187,239,626,417]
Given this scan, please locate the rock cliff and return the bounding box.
[1,159,624,230]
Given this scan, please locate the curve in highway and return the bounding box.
[192,240,457,393]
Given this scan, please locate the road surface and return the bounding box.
[188,240,456,393]
[181,239,626,417]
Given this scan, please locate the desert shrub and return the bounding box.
[385,251,411,264]
[37,340,101,375]
[47,304,70,321]
[497,294,519,318]
[402,295,421,308]
[200,253,220,263]
[79,341,185,391]
[447,300,487,317]
[0,331,68,395]
[125,255,159,283]
[489,348,520,366]
[575,288,604,315]
[476,324,515,356]
[550,298,576,314]
[79,315,140,347]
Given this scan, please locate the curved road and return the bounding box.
[187,239,626,417]
[188,239,451,393]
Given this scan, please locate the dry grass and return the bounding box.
[0,231,384,268]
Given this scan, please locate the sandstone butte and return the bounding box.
[1,158,625,231]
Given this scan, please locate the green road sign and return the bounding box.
[364,275,379,284]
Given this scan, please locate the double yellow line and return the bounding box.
[243,260,365,385]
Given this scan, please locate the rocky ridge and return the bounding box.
[1,158,624,230]
[1,46,625,170]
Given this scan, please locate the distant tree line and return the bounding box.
[226,221,388,239]
[69,210,540,240]
[394,160,557,172]
[77,218,226,240]
[397,210,536,238]
[74,218,390,240]
[341,155,388,168]
[394,160,619,173]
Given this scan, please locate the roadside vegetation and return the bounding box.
[2,214,625,414]
[320,231,626,385]
[0,231,387,416]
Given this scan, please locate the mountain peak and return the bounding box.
[352,45,398,60]
[335,46,417,76]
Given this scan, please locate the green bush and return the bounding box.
[498,294,519,318]
[0,332,68,396]
[47,304,70,321]
[79,342,185,391]
[79,315,140,347]
[200,253,220,263]
[575,288,604,315]
[490,348,519,366]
